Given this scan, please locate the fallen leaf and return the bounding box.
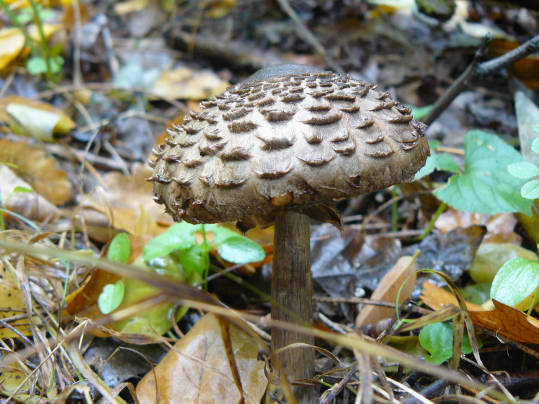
[0,165,57,222]
[152,67,229,100]
[421,282,539,344]
[77,163,172,242]
[435,208,520,244]
[356,255,417,327]
[0,96,75,141]
[136,313,267,404]
[0,24,60,72]
[114,0,148,14]
[0,259,32,339]
[0,138,71,205]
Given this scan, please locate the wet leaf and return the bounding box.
[490,257,539,311]
[421,282,539,344]
[434,130,532,215]
[136,313,267,404]
[218,236,266,265]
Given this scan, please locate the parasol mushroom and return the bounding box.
[149,65,429,402]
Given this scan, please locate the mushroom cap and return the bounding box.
[150,71,429,227]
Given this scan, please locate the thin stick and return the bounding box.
[423,34,539,126]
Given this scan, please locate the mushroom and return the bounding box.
[149,65,429,401]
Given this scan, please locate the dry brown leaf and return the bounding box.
[356,255,417,327]
[0,139,71,205]
[152,68,229,100]
[421,282,539,344]
[0,165,57,222]
[435,208,520,244]
[136,313,267,404]
[77,163,172,242]
[0,25,60,71]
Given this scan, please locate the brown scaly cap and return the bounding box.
[149,72,429,227]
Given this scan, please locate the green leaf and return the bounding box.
[175,244,209,279]
[419,322,477,365]
[461,283,491,305]
[108,232,130,263]
[26,57,48,75]
[434,130,532,215]
[533,137,539,154]
[12,186,33,194]
[414,151,461,180]
[218,236,266,264]
[410,104,433,121]
[521,179,539,199]
[98,281,125,314]
[143,222,197,261]
[491,257,539,308]
[507,161,539,179]
[211,226,243,246]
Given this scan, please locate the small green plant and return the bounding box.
[507,136,539,200]
[415,130,532,215]
[419,321,480,364]
[0,0,64,79]
[97,223,265,334]
[490,244,539,314]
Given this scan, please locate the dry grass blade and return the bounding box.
[0,240,518,403]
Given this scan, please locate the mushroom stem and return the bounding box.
[272,209,315,402]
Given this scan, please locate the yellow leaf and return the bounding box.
[0,24,60,72]
[204,0,236,18]
[0,260,32,339]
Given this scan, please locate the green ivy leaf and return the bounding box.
[419,322,476,365]
[521,179,539,199]
[434,130,532,215]
[98,281,125,314]
[491,257,539,308]
[26,57,48,75]
[507,161,539,179]
[108,232,130,263]
[218,236,266,264]
[143,222,197,261]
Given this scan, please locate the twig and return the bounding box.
[423,35,491,126]
[423,33,539,126]
[276,0,344,74]
[320,367,357,404]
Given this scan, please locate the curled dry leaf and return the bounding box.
[0,96,75,142]
[356,255,417,327]
[136,313,267,404]
[421,282,539,344]
[77,163,172,242]
[0,165,57,222]
[0,138,71,205]
[435,208,520,244]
